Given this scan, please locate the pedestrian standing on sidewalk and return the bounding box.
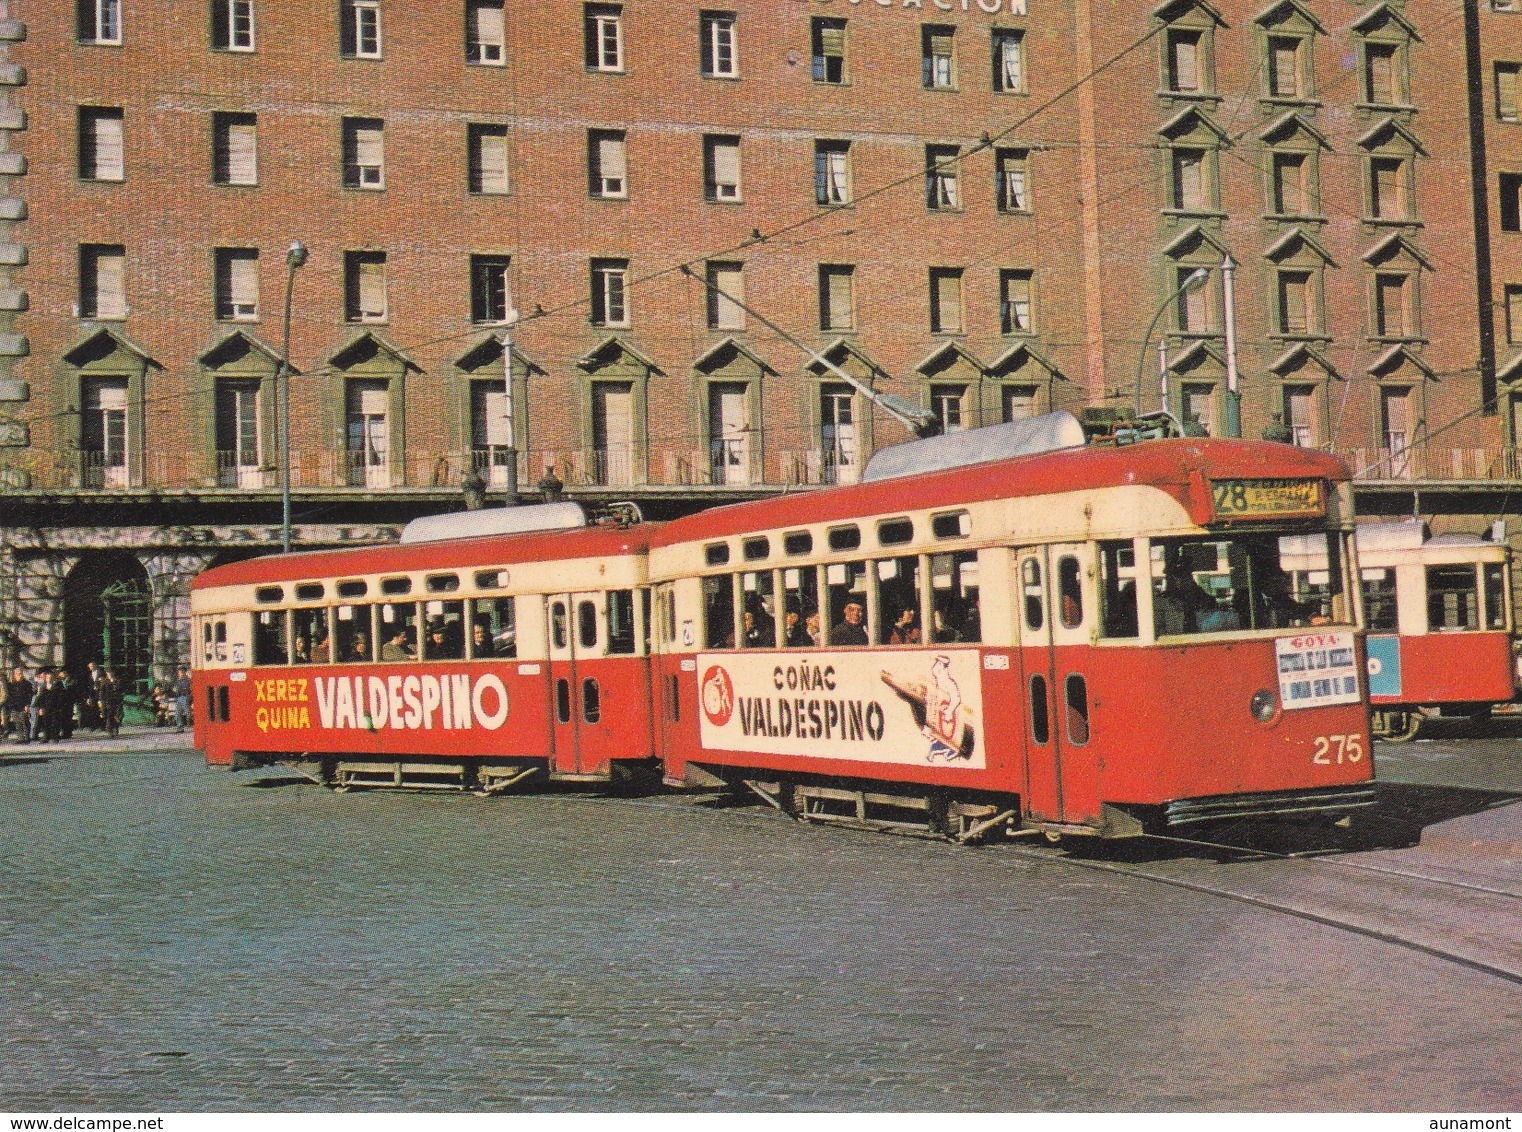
[57,669,77,740]
[101,670,123,739]
[2,666,23,739]
[81,661,102,731]
[15,667,36,743]
[173,666,192,733]
[31,669,53,744]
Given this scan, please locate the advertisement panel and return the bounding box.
[1274,630,1362,709]
[696,649,986,769]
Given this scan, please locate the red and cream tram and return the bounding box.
[191,414,1378,838]
[646,422,1375,837]
[1350,520,1513,740]
[192,504,662,791]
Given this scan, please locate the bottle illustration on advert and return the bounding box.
[880,655,976,762]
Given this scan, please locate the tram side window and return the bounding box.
[469,597,516,658]
[826,560,870,646]
[875,555,922,645]
[1152,533,1341,636]
[930,551,979,643]
[1361,570,1398,632]
[253,609,288,666]
[1057,555,1083,629]
[782,566,819,648]
[1484,564,1508,631]
[703,575,735,649]
[607,589,636,654]
[292,608,330,663]
[214,619,228,662]
[1098,542,1138,638]
[378,601,419,660]
[423,600,466,660]
[333,604,372,663]
[740,572,776,649]
[1021,558,1044,631]
[1427,565,1479,631]
[578,599,599,651]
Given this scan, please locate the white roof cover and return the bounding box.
[399,501,587,545]
[1353,519,1429,552]
[862,411,1087,483]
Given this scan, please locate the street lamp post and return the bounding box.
[499,307,520,503]
[280,240,308,554]
[1222,252,1242,438]
[1134,267,1210,421]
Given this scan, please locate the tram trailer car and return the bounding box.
[191,508,662,792]
[1348,520,1513,741]
[649,432,1377,838]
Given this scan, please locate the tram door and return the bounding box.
[1013,545,1102,826]
[545,592,608,775]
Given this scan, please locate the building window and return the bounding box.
[212,112,257,186]
[588,130,627,199]
[1381,387,1412,471]
[1283,384,1317,447]
[211,0,254,50]
[1363,42,1400,105]
[993,30,1024,93]
[340,0,381,57]
[926,145,960,210]
[704,135,741,202]
[811,17,846,84]
[929,268,963,334]
[591,382,636,488]
[1374,272,1411,338]
[1506,284,1522,343]
[1370,156,1408,219]
[1502,172,1522,231]
[1276,269,1312,335]
[1170,147,1207,212]
[922,26,956,89]
[708,382,750,486]
[216,380,263,487]
[1176,265,1212,332]
[1166,28,1201,92]
[78,0,122,44]
[78,107,125,182]
[1498,63,1521,121]
[815,141,850,206]
[585,4,623,72]
[344,251,388,323]
[1180,382,1215,436]
[701,11,737,77]
[467,124,509,194]
[471,382,513,487]
[1000,269,1033,334]
[820,384,857,485]
[819,264,854,331]
[590,258,629,327]
[79,244,127,320]
[470,255,511,325]
[996,147,1030,212]
[466,0,505,64]
[345,380,390,488]
[1001,385,1037,422]
[1267,35,1306,99]
[1270,151,1308,215]
[215,248,260,321]
[930,384,967,433]
[342,118,384,189]
[83,378,130,489]
[706,261,744,330]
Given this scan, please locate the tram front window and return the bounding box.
[1428,565,1479,631]
[1484,563,1508,631]
[1151,531,1346,637]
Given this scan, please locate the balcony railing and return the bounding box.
[40,443,1522,492]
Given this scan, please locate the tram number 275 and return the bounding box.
[1312,733,1364,765]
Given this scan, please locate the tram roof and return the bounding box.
[652,438,1350,547]
[191,522,661,592]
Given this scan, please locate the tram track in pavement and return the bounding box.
[1006,831,1522,987]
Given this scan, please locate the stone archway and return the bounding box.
[62,551,153,698]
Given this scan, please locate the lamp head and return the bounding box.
[1185,267,1210,290]
[286,241,308,269]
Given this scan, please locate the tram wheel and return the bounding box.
[1375,710,1422,742]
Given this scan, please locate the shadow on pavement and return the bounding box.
[0,755,51,769]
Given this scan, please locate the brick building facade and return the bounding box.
[0,0,1519,684]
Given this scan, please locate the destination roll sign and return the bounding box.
[1209,477,1325,521]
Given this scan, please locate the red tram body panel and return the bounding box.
[192,423,1379,836]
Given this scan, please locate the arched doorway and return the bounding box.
[63,551,153,700]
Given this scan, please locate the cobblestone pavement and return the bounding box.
[0,740,1519,1111]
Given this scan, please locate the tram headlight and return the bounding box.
[1250,689,1278,723]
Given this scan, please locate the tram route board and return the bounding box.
[1210,477,1325,520]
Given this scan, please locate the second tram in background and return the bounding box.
[1350,520,1514,740]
